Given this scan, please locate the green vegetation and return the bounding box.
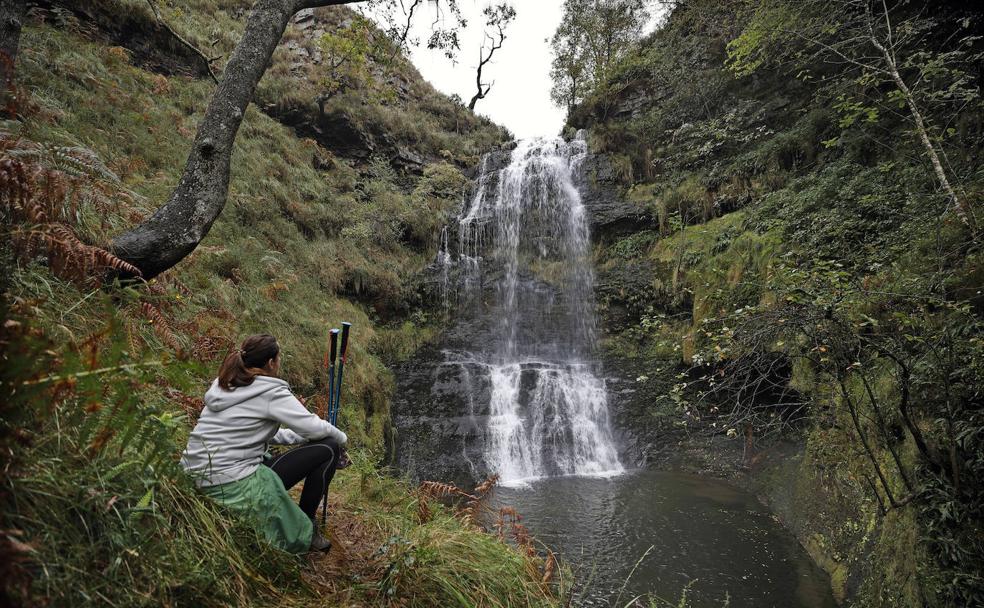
[0,2,562,606]
[560,0,983,606]
[549,0,649,113]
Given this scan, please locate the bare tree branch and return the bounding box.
[468,4,513,111]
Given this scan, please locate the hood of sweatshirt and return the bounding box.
[204,375,289,412]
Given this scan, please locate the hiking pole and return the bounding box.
[325,329,339,420]
[320,323,351,526]
[331,322,351,427]
[321,328,339,527]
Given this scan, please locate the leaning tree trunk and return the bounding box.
[0,0,26,114]
[112,0,348,279]
[867,23,973,228]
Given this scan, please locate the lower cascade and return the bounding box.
[437,136,623,485]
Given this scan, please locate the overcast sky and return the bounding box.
[370,1,568,139]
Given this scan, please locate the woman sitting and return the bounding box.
[181,334,346,553]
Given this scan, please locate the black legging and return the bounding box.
[263,437,340,520]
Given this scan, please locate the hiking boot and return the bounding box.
[309,528,332,553]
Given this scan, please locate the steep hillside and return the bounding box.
[0,3,563,606]
[567,2,983,606]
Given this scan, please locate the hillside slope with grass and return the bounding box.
[0,2,563,606]
[565,1,984,606]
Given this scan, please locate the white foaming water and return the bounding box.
[437,135,623,486]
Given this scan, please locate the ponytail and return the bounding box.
[217,334,280,390]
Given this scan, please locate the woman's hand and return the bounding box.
[337,447,352,469]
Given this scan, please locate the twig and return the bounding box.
[16,360,166,386]
[613,544,654,608]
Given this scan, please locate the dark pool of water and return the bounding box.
[491,469,837,608]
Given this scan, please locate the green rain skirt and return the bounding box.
[201,465,313,553]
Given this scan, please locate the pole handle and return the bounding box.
[328,328,339,364]
[339,322,351,361]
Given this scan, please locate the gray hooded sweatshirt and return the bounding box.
[181,375,347,487]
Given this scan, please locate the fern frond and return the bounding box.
[104,459,142,482]
[1,146,143,285]
[140,302,180,351]
[417,493,432,524]
[135,487,154,510]
[542,551,556,584]
[473,473,499,497]
[418,481,464,499]
[164,387,204,422]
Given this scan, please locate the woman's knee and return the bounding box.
[313,436,340,458]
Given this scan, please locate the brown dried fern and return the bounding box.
[473,473,499,497]
[417,492,432,524]
[418,481,471,500]
[462,473,499,523]
[165,387,204,423]
[139,302,181,351]
[419,475,504,525]
[191,332,231,362]
[542,550,556,584]
[0,151,142,286]
[125,320,143,355]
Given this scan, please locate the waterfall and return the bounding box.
[436,135,623,486]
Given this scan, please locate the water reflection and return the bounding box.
[492,469,837,608]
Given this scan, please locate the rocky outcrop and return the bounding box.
[45,1,213,79]
[266,98,374,160]
[575,152,656,238]
[390,309,502,485]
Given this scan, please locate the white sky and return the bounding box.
[370,1,568,139]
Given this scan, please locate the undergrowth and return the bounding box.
[0,4,555,608]
[578,1,984,605]
[0,306,563,607]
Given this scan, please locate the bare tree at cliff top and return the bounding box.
[467,3,515,111]
[107,0,463,279]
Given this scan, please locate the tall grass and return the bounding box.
[0,310,304,607]
[1,6,558,608]
[332,455,563,608]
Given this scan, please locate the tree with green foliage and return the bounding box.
[727,0,981,228]
[317,13,390,108]
[549,0,649,113]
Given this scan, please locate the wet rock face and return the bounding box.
[575,153,656,238]
[466,144,655,239]
[392,345,489,485]
[392,273,573,484]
